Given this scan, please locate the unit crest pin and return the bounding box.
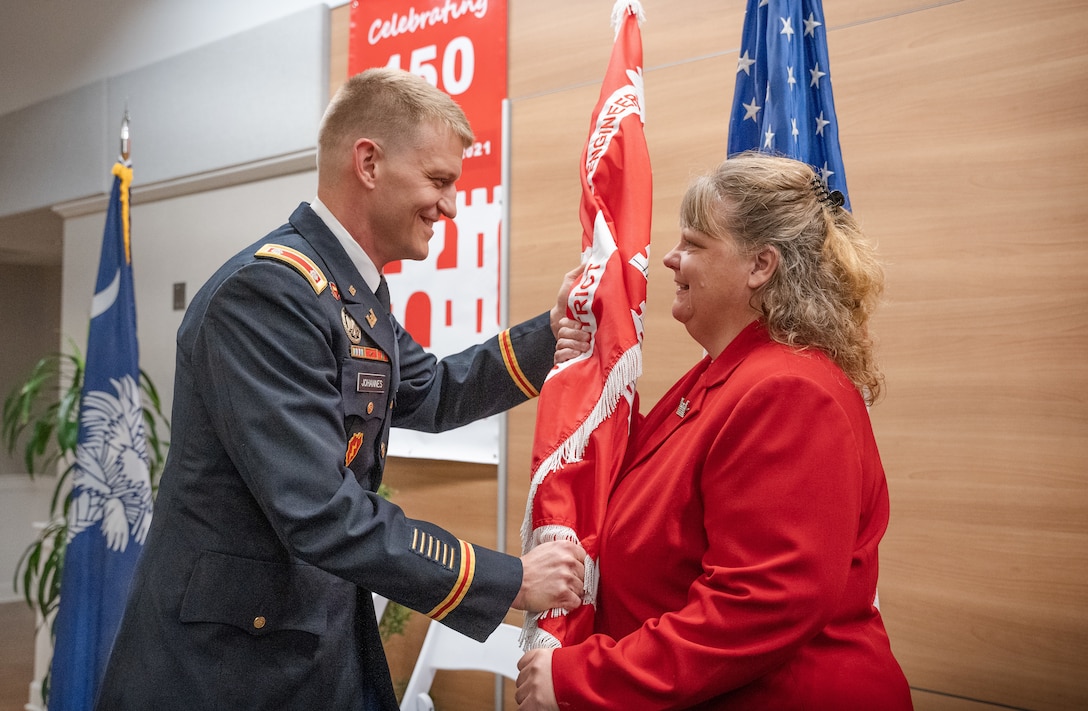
[341,308,362,344]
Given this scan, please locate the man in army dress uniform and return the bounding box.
[95,68,585,711]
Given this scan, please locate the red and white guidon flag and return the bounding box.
[521,0,652,650]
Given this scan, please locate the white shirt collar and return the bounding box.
[309,197,381,294]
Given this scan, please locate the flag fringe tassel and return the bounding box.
[524,524,601,609]
[519,542,598,650]
[520,549,598,649]
[520,616,563,651]
[520,343,642,554]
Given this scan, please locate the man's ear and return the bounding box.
[748,245,779,289]
[353,138,379,188]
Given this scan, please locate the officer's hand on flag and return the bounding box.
[554,317,591,365]
[512,540,587,613]
[550,265,588,339]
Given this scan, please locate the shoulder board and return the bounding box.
[254,243,328,295]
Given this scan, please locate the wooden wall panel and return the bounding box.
[329,3,349,102]
[509,2,743,99]
[828,1,1088,708]
[331,1,1088,708]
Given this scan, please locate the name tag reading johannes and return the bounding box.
[357,372,386,394]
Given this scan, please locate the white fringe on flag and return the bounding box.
[611,0,646,38]
[518,338,635,651]
[520,616,563,651]
[519,523,602,650]
[520,342,642,554]
[515,520,604,648]
[527,524,600,610]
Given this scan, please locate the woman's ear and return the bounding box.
[748,245,779,289]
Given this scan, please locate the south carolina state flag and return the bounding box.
[49,161,153,710]
[521,0,652,650]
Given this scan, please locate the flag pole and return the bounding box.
[48,106,150,711]
[119,106,131,164]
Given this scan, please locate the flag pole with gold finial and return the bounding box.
[116,108,133,263]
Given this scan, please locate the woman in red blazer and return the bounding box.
[516,152,912,710]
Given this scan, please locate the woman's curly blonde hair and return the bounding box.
[680,151,885,404]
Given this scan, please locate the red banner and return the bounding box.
[521,1,652,649]
[349,0,508,463]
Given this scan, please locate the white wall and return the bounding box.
[0,0,331,620]
[0,0,348,117]
[0,477,55,603]
[61,170,320,421]
[0,4,329,220]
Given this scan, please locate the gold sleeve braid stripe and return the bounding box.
[412,528,455,570]
[427,539,476,622]
[498,328,539,398]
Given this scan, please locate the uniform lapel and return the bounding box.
[289,203,399,366]
[340,289,396,363]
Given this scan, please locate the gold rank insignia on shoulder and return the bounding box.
[366,308,378,328]
[254,244,327,295]
[341,308,362,344]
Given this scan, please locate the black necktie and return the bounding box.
[375,275,391,314]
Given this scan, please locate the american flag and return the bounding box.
[728,0,851,209]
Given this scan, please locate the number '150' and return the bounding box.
[385,37,474,96]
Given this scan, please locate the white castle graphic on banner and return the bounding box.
[386,184,504,463]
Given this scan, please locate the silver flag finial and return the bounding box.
[120,106,131,162]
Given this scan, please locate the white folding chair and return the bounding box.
[399,621,523,711]
[373,592,389,622]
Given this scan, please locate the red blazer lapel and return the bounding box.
[614,321,769,489]
[615,356,713,489]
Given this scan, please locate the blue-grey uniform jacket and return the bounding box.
[95,203,556,710]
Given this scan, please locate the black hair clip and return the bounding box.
[810,176,845,209]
